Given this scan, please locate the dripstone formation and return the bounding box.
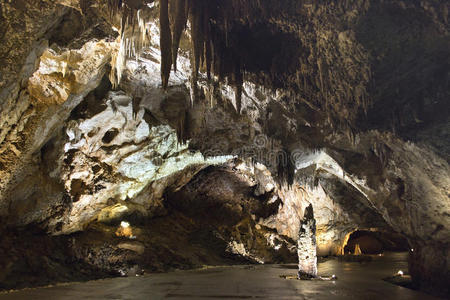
[297,204,318,279]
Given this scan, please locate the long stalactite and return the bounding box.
[104,0,296,183]
[160,0,172,89]
[106,0,372,125]
[103,0,375,184]
[106,0,247,111]
[171,0,187,72]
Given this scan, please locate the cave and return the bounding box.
[0,0,449,299]
[343,230,409,255]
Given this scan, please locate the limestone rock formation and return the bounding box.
[0,38,114,228]
[297,204,318,279]
[0,0,449,297]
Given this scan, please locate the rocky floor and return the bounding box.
[0,252,441,300]
[0,209,296,291]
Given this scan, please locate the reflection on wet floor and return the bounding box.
[0,252,440,300]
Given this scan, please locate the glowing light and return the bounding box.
[411,248,414,252]
[397,270,404,276]
[116,221,134,239]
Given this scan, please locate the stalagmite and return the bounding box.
[354,244,362,255]
[297,204,318,279]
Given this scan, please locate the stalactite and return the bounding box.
[107,0,256,102]
[189,0,204,80]
[205,40,212,80]
[233,64,243,114]
[203,6,212,80]
[80,0,91,14]
[107,0,122,19]
[276,149,295,187]
[171,0,187,72]
[109,36,127,89]
[137,10,147,48]
[160,0,172,89]
[176,114,185,145]
[106,0,155,88]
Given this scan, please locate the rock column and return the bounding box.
[297,204,318,279]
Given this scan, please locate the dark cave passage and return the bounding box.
[343,230,409,255]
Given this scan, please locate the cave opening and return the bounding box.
[0,0,449,299]
[343,230,409,255]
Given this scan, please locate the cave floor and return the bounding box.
[0,252,439,300]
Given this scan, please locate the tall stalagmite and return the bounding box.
[297,204,318,279]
